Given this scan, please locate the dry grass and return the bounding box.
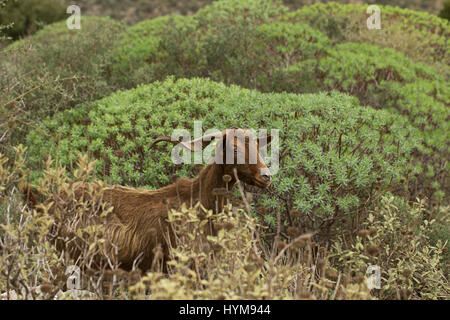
[0,147,448,299]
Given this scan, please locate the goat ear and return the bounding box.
[258,134,272,147]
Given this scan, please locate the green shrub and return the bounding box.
[257,21,329,62]
[284,0,444,15]
[73,0,213,25]
[25,77,420,236]
[288,42,448,134]
[440,0,450,20]
[318,43,436,90]
[111,15,197,88]
[112,3,448,180]
[285,43,450,202]
[0,0,11,40]
[283,42,440,96]
[3,0,447,205]
[286,3,450,68]
[72,0,446,25]
[0,0,66,39]
[111,1,332,92]
[112,1,449,89]
[0,16,125,149]
[111,0,289,90]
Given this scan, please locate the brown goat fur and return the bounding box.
[22,129,273,272]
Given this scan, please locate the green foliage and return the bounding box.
[288,44,449,171]
[111,15,196,88]
[440,0,450,20]
[63,0,446,26]
[284,41,441,92]
[195,0,286,22]
[285,0,444,15]
[191,0,287,89]
[111,0,289,90]
[286,42,449,202]
[286,2,450,68]
[112,0,448,203]
[0,0,66,39]
[0,0,12,40]
[0,16,125,148]
[72,0,212,25]
[257,21,329,62]
[25,77,420,233]
[317,43,436,88]
[111,0,450,85]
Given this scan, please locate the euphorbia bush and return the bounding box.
[283,43,449,202]
[0,16,125,151]
[286,2,450,68]
[26,77,420,235]
[109,2,448,204]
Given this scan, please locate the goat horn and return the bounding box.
[150,136,180,149]
[151,130,226,152]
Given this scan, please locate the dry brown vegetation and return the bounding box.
[0,147,448,300]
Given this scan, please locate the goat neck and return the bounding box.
[186,163,234,212]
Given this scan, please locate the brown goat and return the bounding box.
[24,128,273,272]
